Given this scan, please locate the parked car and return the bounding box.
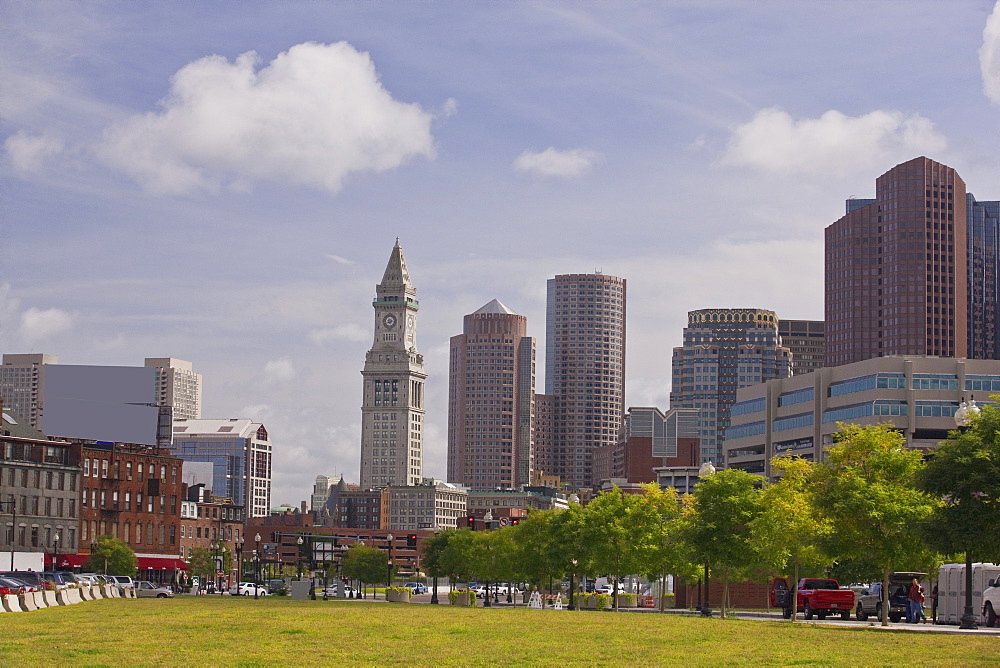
[322,585,356,597]
[855,572,926,623]
[108,575,135,592]
[0,571,46,589]
[472,585,488,599]
[984,576,1000,627]
[771,578,855,620]
[135,581,174,598]
[42,571,76,589]
[493,584,520,597]
[404,582,428,595]
[594,586,615,595]
[78,573,114,586]
[0,576,35,594]
[230,582,268,596]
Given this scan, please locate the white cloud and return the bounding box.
[20,307,73,340]
[263,357,296,383]
[441,98,459,117]
[307,324,369,345]
[4,131,65,173]
[981,2,1000,104]
[325,254,355,265]
[97,42,436,195]
[718,107,946,174]
[513,147,601,177]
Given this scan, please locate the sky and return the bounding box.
[4,1,1000,506]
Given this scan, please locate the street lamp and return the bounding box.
[53,533,60,569]
[254,533,262,599]
[235,537,245,589]
[296,536,304,579]
[954,397,981,630]
[568,558,578,610]
[386,533,394,598]
[698,461,716,617]
[357,540,365,598]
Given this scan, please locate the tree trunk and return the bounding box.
[721,571,730,619]
[791,560,800,622]
[613,575,619,611]
[881,566,890,627]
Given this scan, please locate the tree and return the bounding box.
[188,547,216,585]
[918,399,1000,562]
[341,545,389,592]
[639,483,698,609]
[813,423,939,626]
[513,510,566,593]
[749,456,830,621]
[85,535,137,577]
[679,468,765,619]
[437,529,480,585]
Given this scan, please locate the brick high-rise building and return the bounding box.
[778,320,826,376]
[826,157,971,366]
[447,299,536,491]
[543,273,626,489]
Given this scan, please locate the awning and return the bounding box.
[54,554,88,569]
[137,556,187,571]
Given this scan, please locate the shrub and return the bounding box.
[595,593,611,610]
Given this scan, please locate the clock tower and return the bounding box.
[360,240,425,488]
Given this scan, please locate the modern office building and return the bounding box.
[385,479,468,532]
[825,156,1000,366]
[543,272,627,489]
[670,308,792,464]
[447,299,536,491]
[778,320,826,375]
[724,355,1000,478]
[592,406,699,484]
[360,241,426,489]
[170,418,272,517]
[0,402,80,567]
[145,358,202,420]
[0,353,57,430]
[311,475,337,512]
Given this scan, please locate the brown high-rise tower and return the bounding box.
[825,157,968,366]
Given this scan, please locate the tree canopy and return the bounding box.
[85,534,137,577]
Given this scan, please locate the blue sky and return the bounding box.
[4,1,1000,505]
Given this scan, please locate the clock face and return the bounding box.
[406,315,415,342]
[383,314,397,329]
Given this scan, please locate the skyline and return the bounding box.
[4,2,1000,505]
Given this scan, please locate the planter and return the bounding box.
[450,592,473,607]
[584,596,596,610]
[616,593,637,608]
[386,589,411,603]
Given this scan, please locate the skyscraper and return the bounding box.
[360,241,426,489]
[967,195,1000,360]
[777,320,826,375]
[145,358,202,420]
[670,308,791,464]
[543,272,626,489]
[447,299,536,491]
[825,157,969,366]
[170,418,273,517]
[0,353,57,429]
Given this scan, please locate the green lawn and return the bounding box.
[1,597,996,666]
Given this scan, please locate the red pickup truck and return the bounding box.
[771,578,856,620]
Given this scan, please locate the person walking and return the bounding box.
[907,577,926,623]
[931,584,939,623]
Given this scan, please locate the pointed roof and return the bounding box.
[380,239,412,289]
[474,298,516,315]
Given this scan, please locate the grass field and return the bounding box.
[2,597,996,666]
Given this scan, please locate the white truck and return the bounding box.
[983,576,1000,627]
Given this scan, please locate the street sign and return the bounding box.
[499,517,510,527]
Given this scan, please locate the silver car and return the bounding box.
[135,580,174,598]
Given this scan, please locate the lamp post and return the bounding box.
[357,540,365,599]
[254,533,261,599]
[954,397,981,630]
[296,536,304,579]
[697,461,716,617]
[235,537,244,589]
[385,533,394,598]
[52,533,60,569]
[568,558,578,610]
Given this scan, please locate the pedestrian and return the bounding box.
[907,577,926,623]
[931,584,938,623]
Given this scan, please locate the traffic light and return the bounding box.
[407,534,417,547]
[511,518,520,526]
[466,516,476,530]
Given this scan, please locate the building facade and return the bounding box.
[670,308,792,464]
[778,320,826,376]
[0,403,80,565]
[145,358,202,420]
[360,241,426,488]
[385,479,468,532]
[170,418,272,517]
[825,157,970,366]
[447,299,536,491]
[724,355,1000,478]
[543,273,626,489]
[967,195,1000,360]
[593,406,699,484]
[320,477,389,530]
[0,353,57,430]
